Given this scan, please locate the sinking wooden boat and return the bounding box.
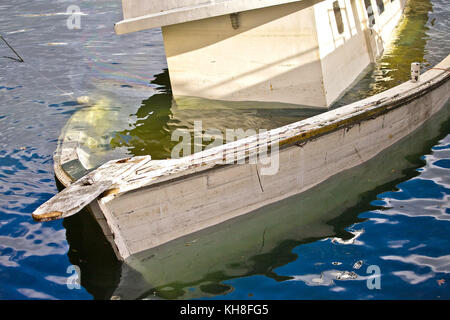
[73,99,448,299]
[115,0,408,107]
[33,55,450,260]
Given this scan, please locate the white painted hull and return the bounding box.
[110,103,449,299]
[41,55,450,261]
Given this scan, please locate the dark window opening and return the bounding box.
[364,0,376,27]
[333,1,344,34]
[376,0,385,14]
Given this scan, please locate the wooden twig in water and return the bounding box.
[0,34,24,62]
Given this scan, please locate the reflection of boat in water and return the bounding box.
[63,100,449,299]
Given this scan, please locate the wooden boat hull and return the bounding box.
[65,98,450,299]
[118,101,450,299]
[45,55,450,260]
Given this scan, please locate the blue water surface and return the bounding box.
[0,0,165,299]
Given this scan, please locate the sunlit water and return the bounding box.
[0,0,449,299]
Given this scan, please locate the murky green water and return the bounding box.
[335,0,447,106]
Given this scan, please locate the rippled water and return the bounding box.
[0,0,165,299]
[0,0,449,299]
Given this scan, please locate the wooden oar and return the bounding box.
[32,155,151,222]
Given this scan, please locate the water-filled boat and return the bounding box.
[32,54,450,260]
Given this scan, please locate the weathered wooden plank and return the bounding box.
[32,156,151,221]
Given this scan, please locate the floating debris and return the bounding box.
[332,262,342,266]
[334,271,358,280]
[0,34,24,62]
[184,239,198,247]
[76,96,90,105]
[353,260,363,270]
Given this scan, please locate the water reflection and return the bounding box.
[381,254,450,273]
[64,103,449,299]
